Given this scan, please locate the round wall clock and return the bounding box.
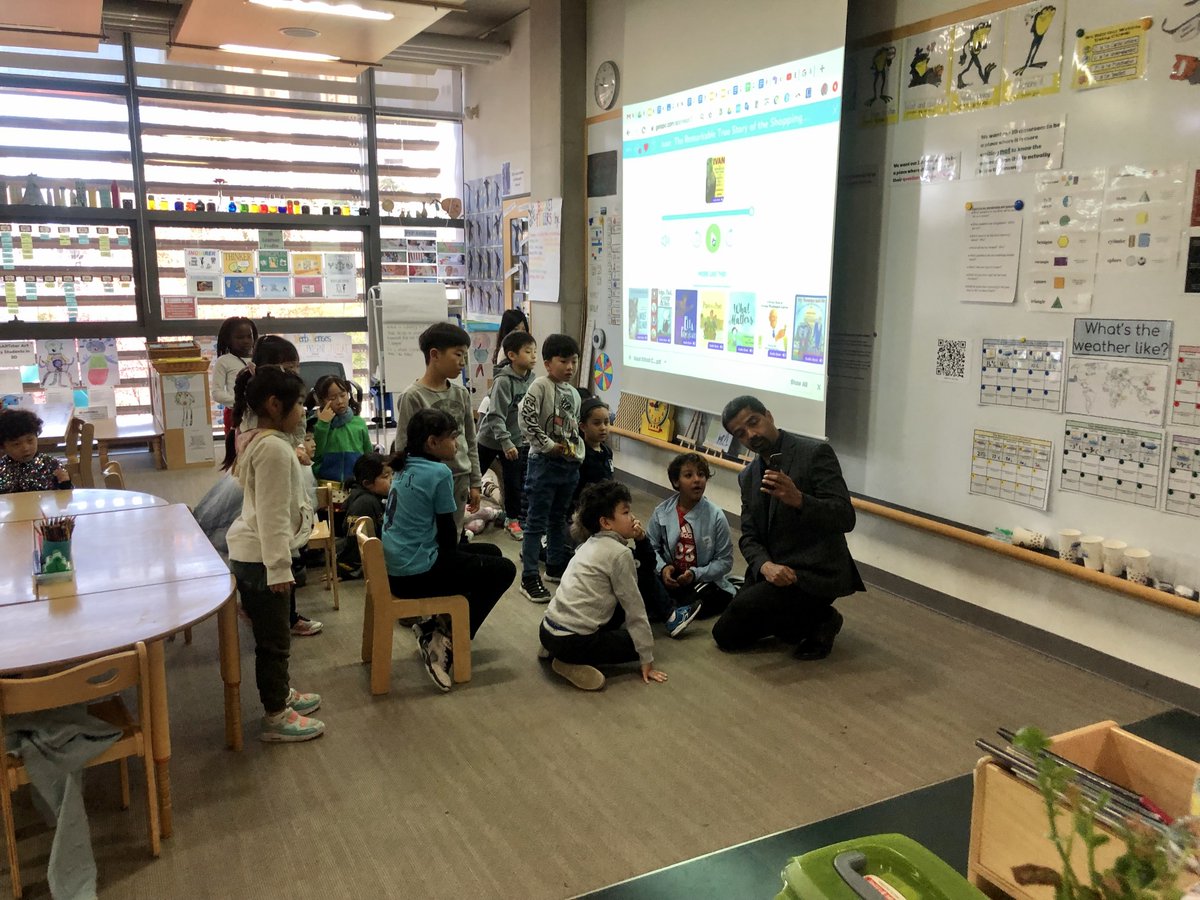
[594,60,620,110]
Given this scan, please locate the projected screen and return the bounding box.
[622,50,843,413]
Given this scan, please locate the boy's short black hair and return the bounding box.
[667,451,712,487]
[0,409,43,444]
[576,480,631,535]
[502,330,536,357]
[352,451,390,487]
[541,333,580,362]
[419,322,471,363]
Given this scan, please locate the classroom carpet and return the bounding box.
[1,450,1167,899]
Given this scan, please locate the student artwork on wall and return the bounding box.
[222,251,253,275]
[164,373,203,429]
[78,337,119,387]
[257,249,289,274]
[902,26,952,120]
[293,276,323,298]
[292,253,323,276]
[1003,2,1064,101]
[36,339,78,388]
[324,253,356,276]
[184,249,219,273]
[325,276,356,299]
[257,276,290,299]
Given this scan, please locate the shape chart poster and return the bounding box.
[970,428,1053,510]
[1061,419,1163,508]
[1024,169,1103,313]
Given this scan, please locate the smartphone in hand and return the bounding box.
[764,452,782,471]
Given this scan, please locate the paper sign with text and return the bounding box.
[1071,318,1173,360]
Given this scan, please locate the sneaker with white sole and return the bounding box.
[290,616,323,637]
[505,519,524,541]
[417,629,453,692]
[285,687,321,715]
[260,708,325,742]
[551,658,605,691]
[521,575,551,603]
[665,603,701,638]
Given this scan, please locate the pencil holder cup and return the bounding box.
[1123,548,1152,585]
[40,539,73,574]
[1101,539,1128,577]
[1012,527,1045,550]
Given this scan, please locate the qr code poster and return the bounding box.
[935,337,969,383]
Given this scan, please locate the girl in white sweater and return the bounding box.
[212,316,258,434]
[225,367,325,742]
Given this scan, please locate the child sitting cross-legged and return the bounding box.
[0,409,73,494]
[382,408,516,692]
[539,481,669,691]
[646,452,735,638]
[335,451,392,579]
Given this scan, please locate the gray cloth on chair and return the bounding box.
[4,706,122,900]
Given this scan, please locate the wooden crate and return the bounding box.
[968,720,1200,899]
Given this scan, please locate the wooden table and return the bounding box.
[36,406,166,470]
[0,502,242,838]
[0,488,167,524]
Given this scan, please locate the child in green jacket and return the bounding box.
[311,375,374,484]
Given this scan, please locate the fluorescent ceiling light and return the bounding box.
[248,0,394,21]
[219,43,339,61]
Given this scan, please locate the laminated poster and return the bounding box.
[902,26,952,120]
[1072,19,1150,91]
[855,44,900,126]
[949,14,1005,112]
[1003,2,1065,101]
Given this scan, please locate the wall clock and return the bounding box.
[594,60,620,110]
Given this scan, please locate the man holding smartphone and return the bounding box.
[714,395,864,659]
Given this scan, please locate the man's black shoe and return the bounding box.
[793,608,843,660]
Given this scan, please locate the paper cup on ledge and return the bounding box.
[1124,548,1152,585]
[1101,539,1128,577]
[1057,529,1082,563]
[1080,535,1105,571]
[1012,527,1046,550]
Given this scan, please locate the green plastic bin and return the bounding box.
[775,833,987,900]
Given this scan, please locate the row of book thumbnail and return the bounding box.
[627,288,829,363]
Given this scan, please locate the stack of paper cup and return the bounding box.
[1101,539,1128,577]
[1124,548,1152,585]
[1057,529,1082,563]
[1080,535,1105,571]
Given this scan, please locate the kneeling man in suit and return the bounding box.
[713,395,864,659]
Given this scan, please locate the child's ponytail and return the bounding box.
[221,366,256,470]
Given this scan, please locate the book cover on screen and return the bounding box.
[700,291,727,350]
[758,298,790,359]
[653,289,673,344]
[674,290,697,347]
[727,292,756,354]
[791,295,828,364]
[627,289,649,341]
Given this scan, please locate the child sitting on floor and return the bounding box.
[0,409,73,494]
[539,481,669,692]
[646,452,735,638]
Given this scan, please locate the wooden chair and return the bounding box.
[354,519,471,695]
[1,643,159,898]
[63,417,96,488]
[308,485,340,610]
[101,460,126,490]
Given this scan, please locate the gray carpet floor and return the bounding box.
[2,449,1165,898]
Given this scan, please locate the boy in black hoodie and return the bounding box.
[337,452,393,578]
[478,330,537,540]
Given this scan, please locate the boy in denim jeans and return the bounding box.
[517,334,582,601]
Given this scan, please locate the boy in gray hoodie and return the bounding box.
[477,330,536,540]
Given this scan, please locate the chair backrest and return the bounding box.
[298,361,346,394]
[0,643,146,717]
[354,518,391,608]
[64,416,96,488]
[314,484,332,515]
[101,460,126,490]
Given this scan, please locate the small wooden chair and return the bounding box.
[63,417,96,488]
[101,460,126,490]
[354,519,471,695]
[0,643,160,898]
[308,485,340,610]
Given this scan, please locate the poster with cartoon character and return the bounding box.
[902,26,953,120]
[37,339,79,388]
[1003,3,1064,101]
[950,14,1005,112]
[855,43,900,126]
[165,374,204,429]
[79,337,120,387]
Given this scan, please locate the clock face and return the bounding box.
[595,60,619,110]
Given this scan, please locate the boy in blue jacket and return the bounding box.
[646,452,735,638]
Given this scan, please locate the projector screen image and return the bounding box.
[621,49,844,430]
